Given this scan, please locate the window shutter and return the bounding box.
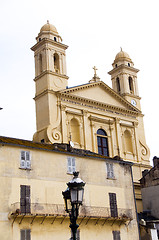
[110,163,114,178]
[106,163,111,178]
[106,163,114,179]
[26,229,31,240]
[72,157,76,173]
[20,185,31,214]
[20,185,26,214]
[20,151,31,169]
[109,193,118,217]
[67,157,76,174]
[20,151,26,169]
[26,151,31,169]
[25,186,31,213]
[25,151,31,169]
[67,157,72,173]
[20,229,25,240]
[113,231,121,240]
[20,229,31,240]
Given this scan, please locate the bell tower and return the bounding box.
[108,49,141,110]
[31,21,69,143]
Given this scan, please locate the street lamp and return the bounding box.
[62,172,85,240]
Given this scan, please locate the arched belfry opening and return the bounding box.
[97,129,109,156]
[54,53,60,73]
[116,77,121,93]
[39,54,43,73]
[128,76,134,94]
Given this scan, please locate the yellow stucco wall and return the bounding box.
[0,143,139,239]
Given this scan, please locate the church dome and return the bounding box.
[40,21,58,34]
[115,49,132,61]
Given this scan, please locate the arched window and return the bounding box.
[70,118,80,144]
[39,54,42,73]
[97,129,109,156]
[116,77,121,93]
[124,130,133,153]
[54,53,60,73]
[128,77,134,94]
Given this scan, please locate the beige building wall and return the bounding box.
[0,137,139,239]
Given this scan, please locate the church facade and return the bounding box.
[31,21,151,211]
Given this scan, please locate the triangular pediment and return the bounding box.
[60,81,140,113]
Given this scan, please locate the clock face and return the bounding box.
[131,99,137,106]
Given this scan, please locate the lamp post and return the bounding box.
[62,172,85,240]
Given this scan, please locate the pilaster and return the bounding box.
[115,118,122,157]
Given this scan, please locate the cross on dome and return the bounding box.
[93,66,98,76]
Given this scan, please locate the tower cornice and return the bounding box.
[108,64,139,75]
[31,38,68,51]
[33,70,69,82]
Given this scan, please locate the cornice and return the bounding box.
[34,70,69,81]
[60,81,141,113]
[121,93,141,100]
[34,89,52,100]
[34,88,139,115]
[108,64,139,75]
[60,92,139,115]
[89,115,114,124]
[31,38,68,51]
[66,110,83,116]
[119,120,137,127]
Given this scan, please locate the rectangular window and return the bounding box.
[106,163,114,179]
[109,193,118,217]
[20,151,31,169]
[113,231,121,240]
[67,157,76,174]
[20,229,31,240]
[20,185,31,214]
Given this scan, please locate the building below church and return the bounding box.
[0,136,139,240]
[0,21,152,239]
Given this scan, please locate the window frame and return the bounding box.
[20,229,31,240]
[20,150,31,170]
[67,156,76,174]
[109,192,118,217]
[20,185,31,214]
[112,231,121,240]
[106,162,114,179]
[97,129,109,157]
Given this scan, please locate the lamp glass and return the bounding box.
[78,188,84,203]
[70,188,84,204]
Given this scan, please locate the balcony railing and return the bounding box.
[9,202,133,221]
